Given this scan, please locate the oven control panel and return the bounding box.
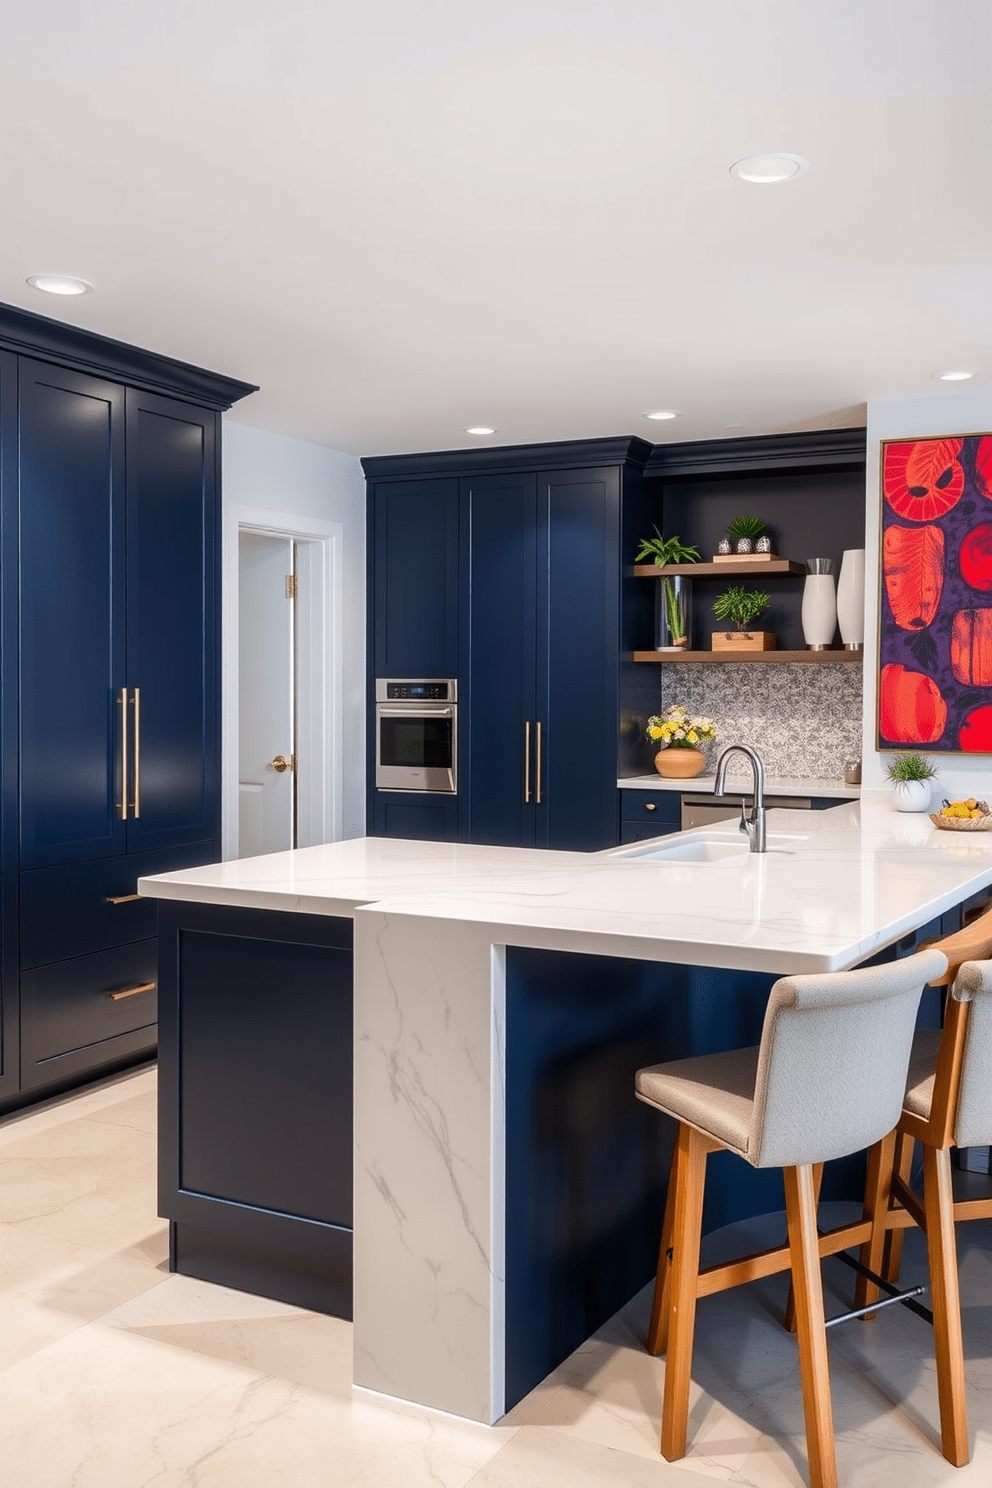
[376,679,457,702]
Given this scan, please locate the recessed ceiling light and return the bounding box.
[465,426,497,436]
[644,410,680,422]
[936,369,975,382]
[26,273,94,296]
[730,153,808,184]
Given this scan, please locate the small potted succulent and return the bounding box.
[711,585,774,650]
[717,515,772,557]
[885,752,938,813]
[646,705,717,778]
[634,530,701,649]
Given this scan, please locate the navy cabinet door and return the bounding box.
[18,361,127,869]
[124,391,218,853]
[464,472,539,847]
[0,351,17,1099]
[372,478,459,678]
[536,468,620,851]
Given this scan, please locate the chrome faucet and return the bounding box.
[713,744,767,853]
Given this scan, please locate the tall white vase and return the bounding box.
[802,559,836,650]
[836,548,866,650]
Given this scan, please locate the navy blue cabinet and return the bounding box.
[371,477,459,678]
[0,306,254,1108]
[363,439,652,851]
[464,466,621,850]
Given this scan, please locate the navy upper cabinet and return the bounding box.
[18,362,128,869]
[464,467,620,851]
[125,390,217,853]
[372,477,459,678]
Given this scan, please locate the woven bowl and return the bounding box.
[929,812,992,832]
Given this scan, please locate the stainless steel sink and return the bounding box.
[612,832,808,864]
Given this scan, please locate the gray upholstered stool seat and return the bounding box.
[859,951,992,1468]
[637,948,947,1488]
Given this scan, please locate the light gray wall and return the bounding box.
[864,388,992,797]
[222,420,367,839]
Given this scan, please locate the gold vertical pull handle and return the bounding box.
[105,893,141,905]
[131,688,141,818]
[536,721,543,805]
[118,687,128,819]
[524,721,531,804]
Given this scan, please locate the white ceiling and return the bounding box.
[2,1,989,457]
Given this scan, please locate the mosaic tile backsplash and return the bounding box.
[656,663,864,781]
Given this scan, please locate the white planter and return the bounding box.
[836,548,866,649]
[893,779,932,813]
[801,570,837,649]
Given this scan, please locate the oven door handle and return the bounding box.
[376,705,455,718]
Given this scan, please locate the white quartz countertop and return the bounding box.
[619,773,860,798]
[140,797,992,974]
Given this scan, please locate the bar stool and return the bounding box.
[636,948,946,1488]
[857,937,992,1467]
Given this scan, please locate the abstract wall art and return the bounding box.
[879,433,992,752]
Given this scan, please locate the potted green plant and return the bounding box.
[885,752,938,813]
[646,705,717,778]
[711,585,774,651]
[634,530,701,649]
[725,514,766,556]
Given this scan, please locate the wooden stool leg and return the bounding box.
[784,1162,824,1333]
[784,1164,838,1488]
[882,1130,915,1284]
[856,1128,897,1314]
[647,1141,679,1356]
[660,1124,708,1463]
[922,1143,970,1466]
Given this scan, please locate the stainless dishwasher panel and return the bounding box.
[680,794,812,830]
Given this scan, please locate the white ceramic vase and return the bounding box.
[836,548,866,650]
[893,779,931,813]
[802,560,836,649]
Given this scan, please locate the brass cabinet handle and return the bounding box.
[119,687,128,819]
[131,688,141,818]
[107,980,155,1001]
[105,893,141,905]
[645,802,657,812]
[535,721,542,805]
[524,723,531,804]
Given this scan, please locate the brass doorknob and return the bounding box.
[270,755,290,773]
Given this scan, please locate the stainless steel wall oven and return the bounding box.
[375,679,457,793]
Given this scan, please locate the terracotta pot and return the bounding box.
[654,748,706,779]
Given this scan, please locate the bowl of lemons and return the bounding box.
[930,798,992,831]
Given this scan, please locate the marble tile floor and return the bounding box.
[1,1064,990,1488]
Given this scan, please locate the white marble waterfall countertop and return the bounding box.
[140,796,992,975]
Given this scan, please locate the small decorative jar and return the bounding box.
[755,535,773,554]
[717,538,732,555]
[735,536,754,555]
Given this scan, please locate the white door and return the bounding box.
[238,532,295,857]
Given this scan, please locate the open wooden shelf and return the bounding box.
[633,560,807,578]
[633,649,864,664]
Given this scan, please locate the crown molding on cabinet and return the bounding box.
[0,302,258,411]
[361,435,654,480]
[644,427,867,479]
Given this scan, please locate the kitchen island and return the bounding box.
[140,799,992,1425]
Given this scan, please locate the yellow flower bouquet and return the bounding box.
[646,705,717,751]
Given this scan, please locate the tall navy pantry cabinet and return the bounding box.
[364,438,654,850]
[0,304,255,1109]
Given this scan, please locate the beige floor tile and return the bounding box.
[466,1427,714,1486]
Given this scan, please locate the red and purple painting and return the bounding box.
[879,433,992,752]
